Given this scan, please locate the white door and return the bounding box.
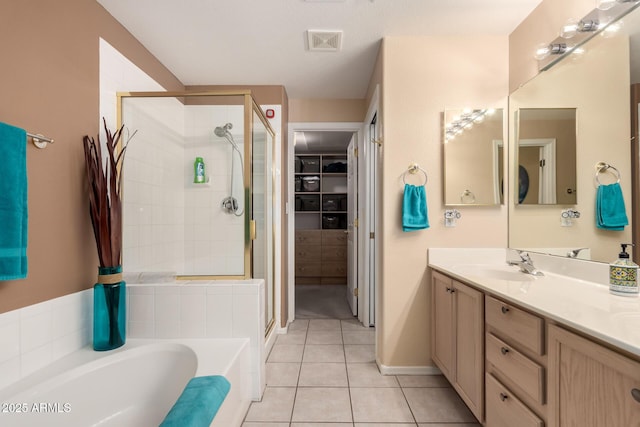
[346,136,358,316]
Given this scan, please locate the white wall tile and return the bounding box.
[0,316,20,364]
[0,357,21,389]
[206,294,233,338]
[180,288,206,338]
[20,309,53,354]
[21,343,52,378]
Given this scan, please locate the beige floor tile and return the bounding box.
[355,424,416,426]
[303,344,346,363]
[417,424,480,427]
[276,330,307,345]
[299,362,348,387]
[344,344,375,363]
[343,330,375,344]
[293,423,353,427]
[350,387,414,423]
[244,387,296,422]
[292,387,353,423]
[308,318,341,331]
[288,319,309,331]
[266,362,301,386]
[347,363,399,387]
[403,387,477,423]
[397,374,450,388]
[341,318,371,331]
[243,423,290,427]
[268,344,305,362]
[306,329,343,344]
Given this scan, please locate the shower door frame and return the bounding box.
[117,90,277,334]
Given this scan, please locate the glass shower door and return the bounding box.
[251,107,275,334]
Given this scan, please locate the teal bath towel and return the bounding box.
[402,184,429,232]
[0,122,28,280]
[160,375,230,427]
[596,183,628,231]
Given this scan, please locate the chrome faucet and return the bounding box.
[507,251,544,276]
[566,247,588,258]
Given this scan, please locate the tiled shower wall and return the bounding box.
[183,105,245,275]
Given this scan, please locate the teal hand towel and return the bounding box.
[596,183,628,231]
[402,184,429,232]
[0,122,28,280]
[160,375,230,427]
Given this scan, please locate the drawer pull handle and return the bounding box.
[632,388,640,403]
[501,306,510,314]
[446,287,452,293]
[501,347,510,355]
[500,393,509,402]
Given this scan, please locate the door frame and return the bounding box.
[518,138,557,204]
[287,122,364,323]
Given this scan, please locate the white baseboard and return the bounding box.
[376,361,442,376]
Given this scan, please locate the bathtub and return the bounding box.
[0,338,251,427]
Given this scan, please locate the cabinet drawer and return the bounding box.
[486,374,544,427]
[322,230,348,245]
[486,296,544,355]
[295,230,321,245]
[321,262,347,277]
[486,333,545,404]
[295,262,321,277]
[296,245,322,261]
[322,245,347,262]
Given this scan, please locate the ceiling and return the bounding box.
[97,0,542,99]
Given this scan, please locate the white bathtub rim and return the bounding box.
[0,338,249,401]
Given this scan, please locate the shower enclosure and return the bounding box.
[118,91,276,334]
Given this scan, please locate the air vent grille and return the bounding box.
[307,30,343,52]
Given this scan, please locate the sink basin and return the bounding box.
[453,266,537,282]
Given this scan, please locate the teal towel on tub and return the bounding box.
[0,122,28,280]
[160,375,230,427]
[596,183,628,231]
[402,184,429,232]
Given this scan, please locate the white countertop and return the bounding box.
[428,248,640,358]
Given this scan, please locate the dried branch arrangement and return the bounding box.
[82,118,135,268]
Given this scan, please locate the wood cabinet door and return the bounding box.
[453,280,484,422]
[548,324,640,427]
[431,271,455,382]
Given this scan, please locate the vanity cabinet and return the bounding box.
[431,271,484,421]
[547,324,640,427]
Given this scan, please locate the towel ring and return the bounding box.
[403,163,428,186]
[595,162,621,185]
[460,189,476,204]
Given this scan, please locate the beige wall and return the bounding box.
[289,98,366,122]
[509,0,593,92]
[0,0,184,314]
[379,35,509,367]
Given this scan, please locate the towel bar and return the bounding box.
[27,132,54,149]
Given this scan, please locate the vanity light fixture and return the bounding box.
[444,109,492,142]
[536,0,640,70]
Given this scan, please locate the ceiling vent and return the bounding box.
[307,30,343,52]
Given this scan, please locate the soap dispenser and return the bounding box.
[609,243,639,297]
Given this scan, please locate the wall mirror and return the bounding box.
[508,5,639,263]
[515,107,577,205]
[443,108,504,206]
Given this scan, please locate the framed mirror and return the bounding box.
[515,108,577,205]
[508,6,639,263]
[443,108,504,206]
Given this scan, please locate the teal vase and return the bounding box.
[93,266,126,351]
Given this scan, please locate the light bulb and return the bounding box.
[534,43,551,60]
[597,0,616,10]
[486,108,496,116]
[560,18,578,39]
[602,20,624,38]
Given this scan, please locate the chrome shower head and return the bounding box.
[214,123,233,137]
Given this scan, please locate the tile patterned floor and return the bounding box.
[242,318,481,427]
